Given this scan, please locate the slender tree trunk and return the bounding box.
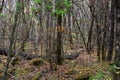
[115,0,120,62]
[87,5,95,54]
[107,0,115,61]
[94,12,101,62]
[96,25,101,62]
[56,15,63,65]
[2,0,20,79]
[102,1,108,61]
[68,8,74,49]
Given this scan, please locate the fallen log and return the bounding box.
[0,48,82,60]
[0,48,39,60]
[50,51,81,61]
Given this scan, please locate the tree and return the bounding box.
[2,0,21,79]
[107,0,116,61]
[115,0,120,63]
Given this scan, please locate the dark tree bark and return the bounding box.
[115,0,120,62]
[110,0,120,79]
[87,5,95,54]
[102,1,109,61]
[96,23,101,62]
[107,0,116,61]
[56,15,63,65]
[94,13,101,62]
[102,25,107,61]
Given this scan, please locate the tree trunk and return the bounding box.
[107,0,115,61]
[102,1,108,61]
[115,0,120,62]
[56,15,63,65]
[114,0,120,71]
[2,0,20,79]
[87,5,94,54]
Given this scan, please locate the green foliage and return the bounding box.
[46,5,52,10]
[52,0,71,16]
[89,72,104,80]
[44,0,52,12]
[16,2,22,7]
[108,64,116,71]
[33,0,42,4]
[31,7,36,12]
[31,0,42,15]
[54,9,67,16]
[0,13,5,17]
[63,0,72,9]
[31,0,71,16]
[109,64,120,74]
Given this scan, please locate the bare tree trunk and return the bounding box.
[87,5,95,54]
[2,0,20,79]
[107,0,115,61]
[68,11,74,49]
[56,15,63,65]
[115,0,120,63]
[102,0,109,61]
[114,3,120,79]
[96,21,101,62]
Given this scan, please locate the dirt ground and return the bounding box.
[0,49,112,80]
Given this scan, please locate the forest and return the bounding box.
[0,0,120,80]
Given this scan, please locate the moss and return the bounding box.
[75,72,90,80]
[32,72,42,80]
[17,67,34,76]
[30,58,44,66]
[75,75,89,80]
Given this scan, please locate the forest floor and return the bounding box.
[0,49,113,80]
